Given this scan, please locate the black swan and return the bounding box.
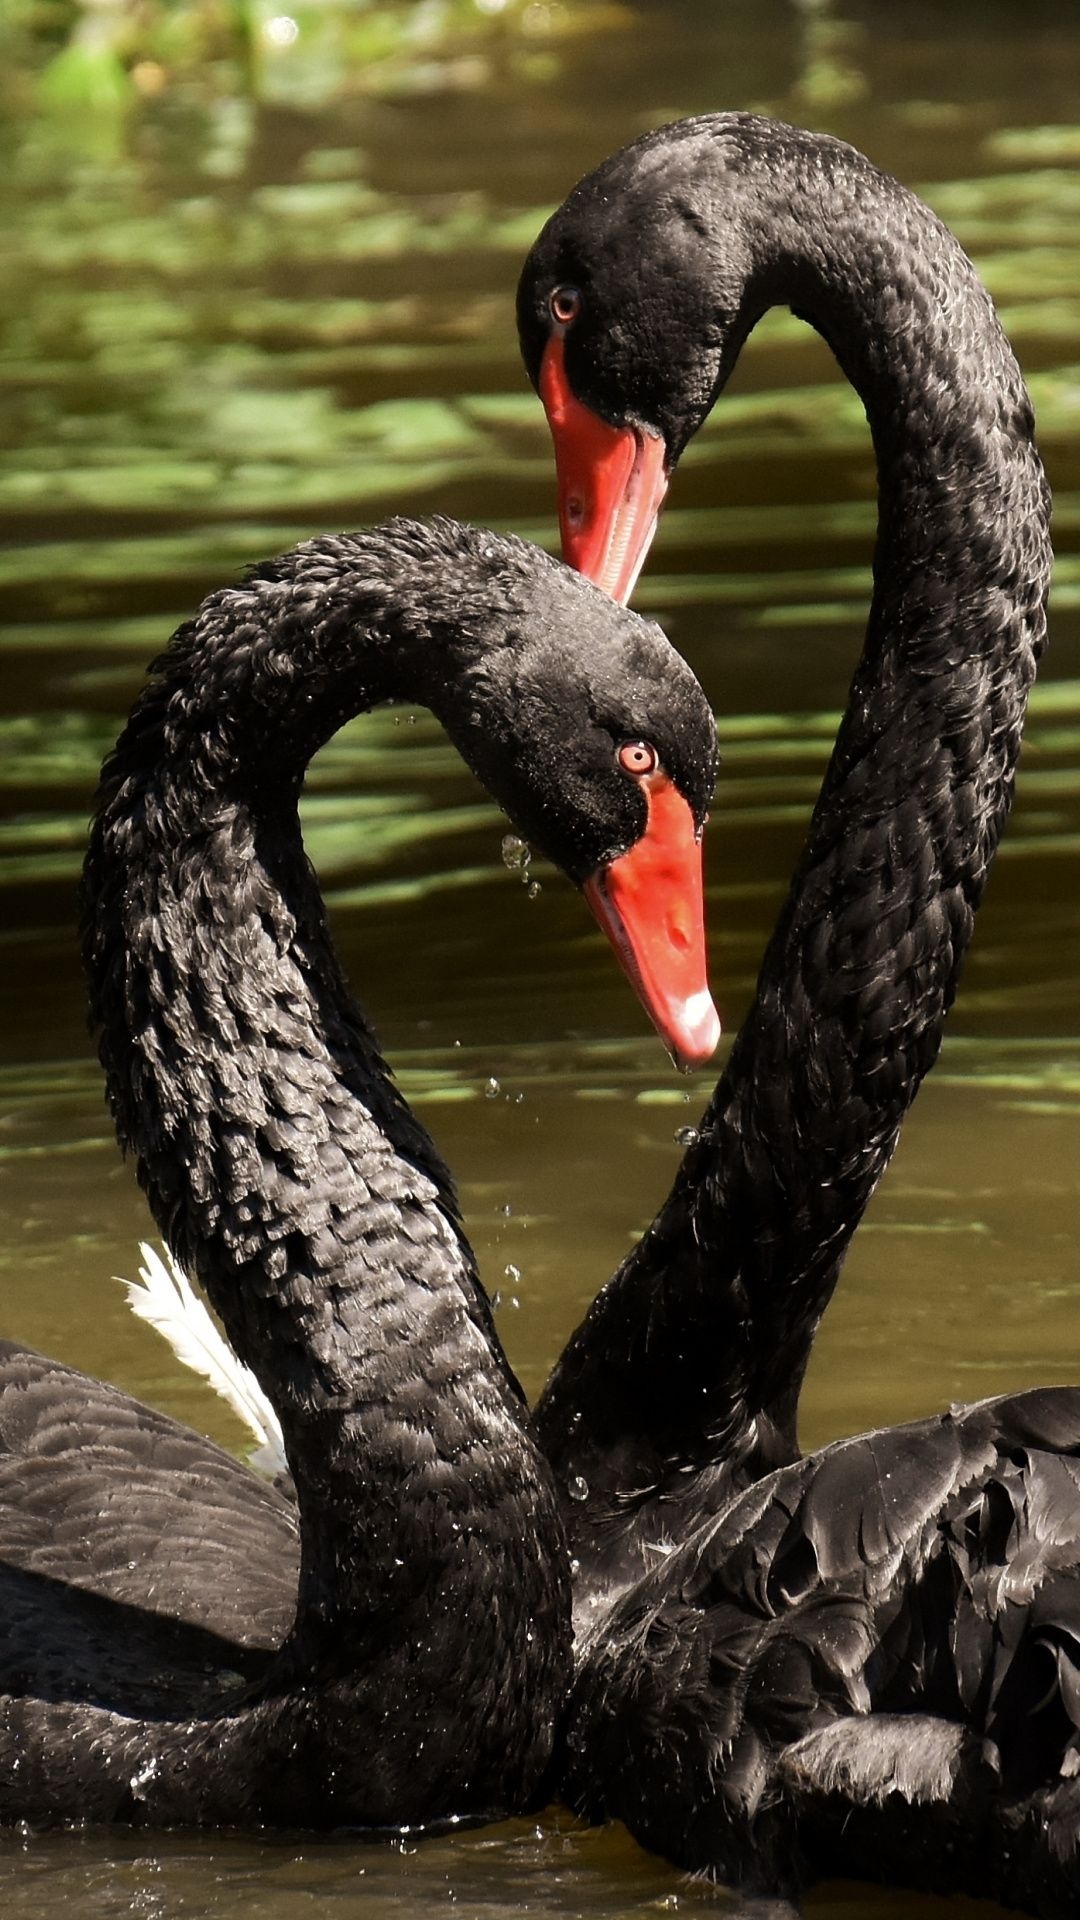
[516,118,1076,1914]
[0,516,721,1828]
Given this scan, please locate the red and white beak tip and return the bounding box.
[582,777,721,1072]
[665,990,722,1073]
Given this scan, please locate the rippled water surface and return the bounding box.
[2,1,1080,1914]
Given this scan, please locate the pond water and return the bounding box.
[2,0,1080,1914]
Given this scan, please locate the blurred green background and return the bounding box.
[2,4,1080,1913]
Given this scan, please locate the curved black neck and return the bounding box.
[82,526,570,1808]
[535,123,1052,1614]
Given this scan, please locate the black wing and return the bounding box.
[562,1387,1080,1912]
[0,1342,297,1714]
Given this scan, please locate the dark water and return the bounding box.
[2,1,1080,1913]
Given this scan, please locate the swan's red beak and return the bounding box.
[539,334,668,605]
[584,776,720,1071]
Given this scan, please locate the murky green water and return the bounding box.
[2,1,1080,1913]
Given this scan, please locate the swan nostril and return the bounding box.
[666,899,692,953]
[567,495,585,528]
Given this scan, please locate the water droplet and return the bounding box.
[504,1262,521,1284]
[501,834,543,894]
[485,1076,500,1099]
[568,1474,589,1503]
[674,1125,700,1148]
[128,1756,159,1800]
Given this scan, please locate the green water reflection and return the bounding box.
[2,2,1080,1914]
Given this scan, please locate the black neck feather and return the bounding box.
[535,120,1052,1611]
[80,524,571,1811]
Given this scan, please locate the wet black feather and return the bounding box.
[0,520,719,1829]
[518,116,1076,1918]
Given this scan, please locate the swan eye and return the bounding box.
[549,284,582,327]
[617,741,659,778]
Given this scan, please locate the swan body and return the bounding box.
[564,1388,1080,1916]
[0,517,719,1829]
[518,117,1066,1911]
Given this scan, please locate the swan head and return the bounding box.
[517,117,761,601]
[417,531,721,1068]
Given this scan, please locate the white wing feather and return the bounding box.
[119,1242,287,1478]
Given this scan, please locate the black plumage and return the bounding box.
[0,517,718,1829]
[519,117,1073,1912]
[563,1393,1080,1914]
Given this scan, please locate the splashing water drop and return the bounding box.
[502,834,542,896]
[568,1474,589,1504]
[485,1076,500,1099]
[128,1756,159,1801]
[674,1125,701,1148]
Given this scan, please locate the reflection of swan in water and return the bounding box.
[518,117,1074,1915]
[0,517,721,1828]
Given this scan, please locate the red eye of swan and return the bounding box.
[617,741,659,778]
[549,285,581,327]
